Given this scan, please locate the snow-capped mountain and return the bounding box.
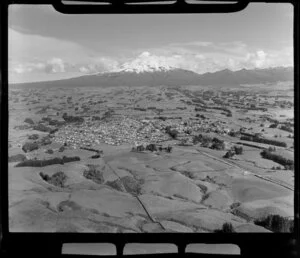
[11,51,293,89]
[117,52,176,73]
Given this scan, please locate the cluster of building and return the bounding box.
[52,115,235,149]
[53,117,169,148]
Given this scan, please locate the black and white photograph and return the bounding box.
[8,2,294,233]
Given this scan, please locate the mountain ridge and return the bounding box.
[10,66,293,88]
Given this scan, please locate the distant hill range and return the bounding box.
[11,66,293,88]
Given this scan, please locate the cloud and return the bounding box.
[45,58,66,73]
[78,57,120,74]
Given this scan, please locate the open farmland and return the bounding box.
[8,83,294,233]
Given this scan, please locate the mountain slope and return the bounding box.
[10,66,293,88]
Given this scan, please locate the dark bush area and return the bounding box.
[223,150,235,159]
[28,134,39,140]
[254,215,293,232]
[133,107,147,111]
[280,125,293,133]
[132,144,172,153]
[214,223,236,233]
[165,126,178,139]
[121,176,142,196]
[33,123,53,133]
[260,149,294,170]
[91,154,101,159]
[9,154,27,163]
[193,134,213,147]
[92,116,101,121]
[15,156,80,167]
[62,113,84,123]
[24,118,34,125]
[233,145,243,155]
[210,138,225,150]
[83,164,104,184]
[22,142,39,153]
[46,149,54,154]
[240,135,287,147]
[269,123,278,128]
[58,146,65,152]
[105,179,124,192]
[40,171,67,188]
[38,135,52,146]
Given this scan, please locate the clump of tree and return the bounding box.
[38,135,52,146]
[24,118,34,125]
[193,134,213,147]
[240,135,287,147]
[40,171,67,188]
[58,146,65,152]
[22,142,39,153]
[269,123,278,128]
[15,156,80,167]
[260,149,294,170]
[121,176,142,196]
[28,134,39,140]
[254,215,293,233]
[214,222,236,233]
[92,116,101,121]
[132,144,172,153]
[33,123,52,133]
[62,113,84,123]
[280,124,293,133]
[233,145,243,155]
[46,149,54,154]
[9,154,27,163]
[165,126,178,139]
[105,179,124,192]
[83,164,104,184]
[228,130,240,137]
[210,137,225,150]
[196,114,206,119]
[223,145,243,158]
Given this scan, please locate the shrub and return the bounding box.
[166,126,179,139]
[254,215,293,232]
[40,171,67,188]
[83,164,104,184]
[22,142,39,153]
[24,118,34,125]
[211,141,225,150]
[214,223,236,233]
[91,154,101,159]
[146,144,157,152]
[233,146,243,155]
[223,150,234,159]
[9,154,27,163]
[33,123,52,132]
[46,149,54,154]
[58,146,65,152]
[28,134,39,140]
[193,134,213,146]
[39,135,52,146]
[62,113,84,123]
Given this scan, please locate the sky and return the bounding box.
[8,3,293,83]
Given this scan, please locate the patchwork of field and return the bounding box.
[8,85,294,232]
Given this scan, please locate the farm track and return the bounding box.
[104,160,166,231]
[195,149,294,191]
